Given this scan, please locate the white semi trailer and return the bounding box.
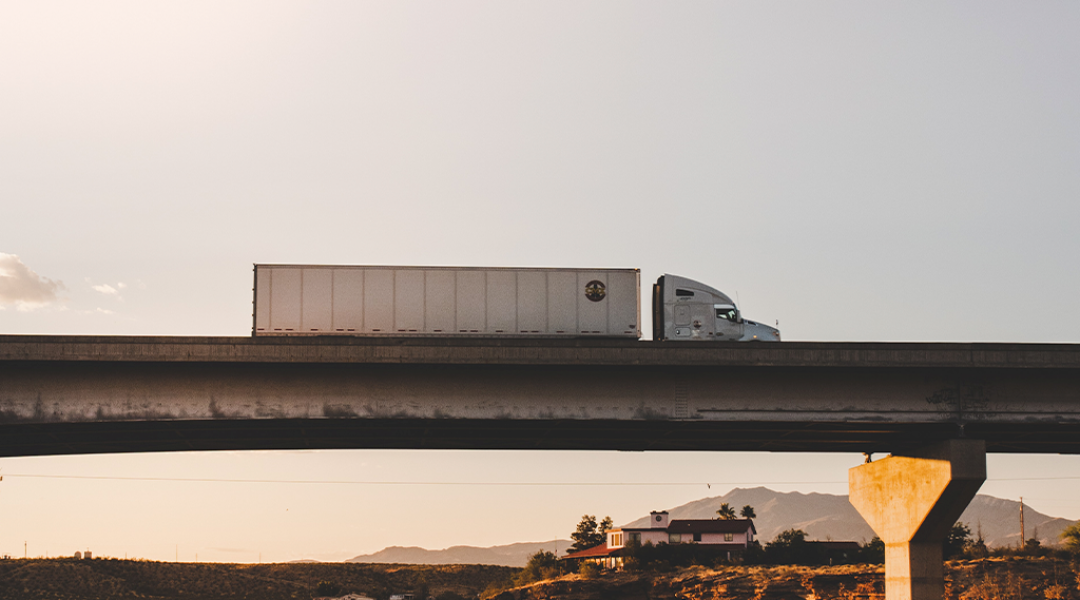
[252,264,779,341]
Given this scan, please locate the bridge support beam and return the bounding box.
[849,439,986,600]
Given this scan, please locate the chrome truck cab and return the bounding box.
[652,274,781,342]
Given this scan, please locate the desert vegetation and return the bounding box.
[489,558,1080,600]
[4,518,1077,600]
[0,558,515,600]
[3,551,1080,600]
[488,514,1080,599]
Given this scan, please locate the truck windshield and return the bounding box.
[716,307,737,321]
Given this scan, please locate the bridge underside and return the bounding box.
[0,418,1077,457]
[2,354,1079,456]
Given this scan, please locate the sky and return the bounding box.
[2,1,1080,563]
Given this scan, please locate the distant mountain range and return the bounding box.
[343,487,1075,567]
[623,487,1075,548]
[346,540,569,567]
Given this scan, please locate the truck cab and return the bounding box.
[652,274,780,342]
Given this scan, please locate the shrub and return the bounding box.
[578,562,601,579]
[514,550,562,586]
[860,537,885,564]
[621,539,745,570]
[944,522,971,559]
[764,529,825,565]
[1060,522,1080,554]
[1044,583,1068,600]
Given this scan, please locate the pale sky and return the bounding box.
[2,1,1079,563]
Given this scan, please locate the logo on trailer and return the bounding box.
[584,280,606,302]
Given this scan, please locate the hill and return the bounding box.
[0,559,516,600]
[347,541,570,567]
[623,487,1076,547]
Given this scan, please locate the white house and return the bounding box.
[563,511,757,569]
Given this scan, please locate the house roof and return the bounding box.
[666,519,756,535]
[561,544,621,560]
[613,519,756,535]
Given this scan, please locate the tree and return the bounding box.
[516,550,561,585]
[621,538,646,571]
[967,522,988,558]
[599,516,613,537]
[771,529,807,546]
[716,503,737,520]
[764,528,812,564]
[740,505,757,519]
[570,514,612,552]
[861,537,885,564]
[944,522,971,559]
[1060,522,1080,553]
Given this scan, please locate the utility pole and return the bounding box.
[1020,497,1025,548]
[24,541,26,559]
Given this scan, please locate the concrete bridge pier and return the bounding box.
[849,439,986,600]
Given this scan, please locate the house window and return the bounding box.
[693,533,701,542]
[669,533,682,544]
[629,532,641,544]
[724,533,734,542]
[611,533,622,547]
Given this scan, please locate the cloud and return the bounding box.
[91,281,129,300]
[0,253,64,310]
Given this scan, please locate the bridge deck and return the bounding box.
[1,336,1079,456]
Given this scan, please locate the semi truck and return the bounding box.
[252,264,780,341]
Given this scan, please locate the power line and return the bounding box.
[1,474,844,485]
[987,477,1080,481]
[2,473,1079,485]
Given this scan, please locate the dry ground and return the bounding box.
[2,557,1077,600]
[496,558,1080,600]
[0,559,515,600]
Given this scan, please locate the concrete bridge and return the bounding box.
[3,335,1080,600]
